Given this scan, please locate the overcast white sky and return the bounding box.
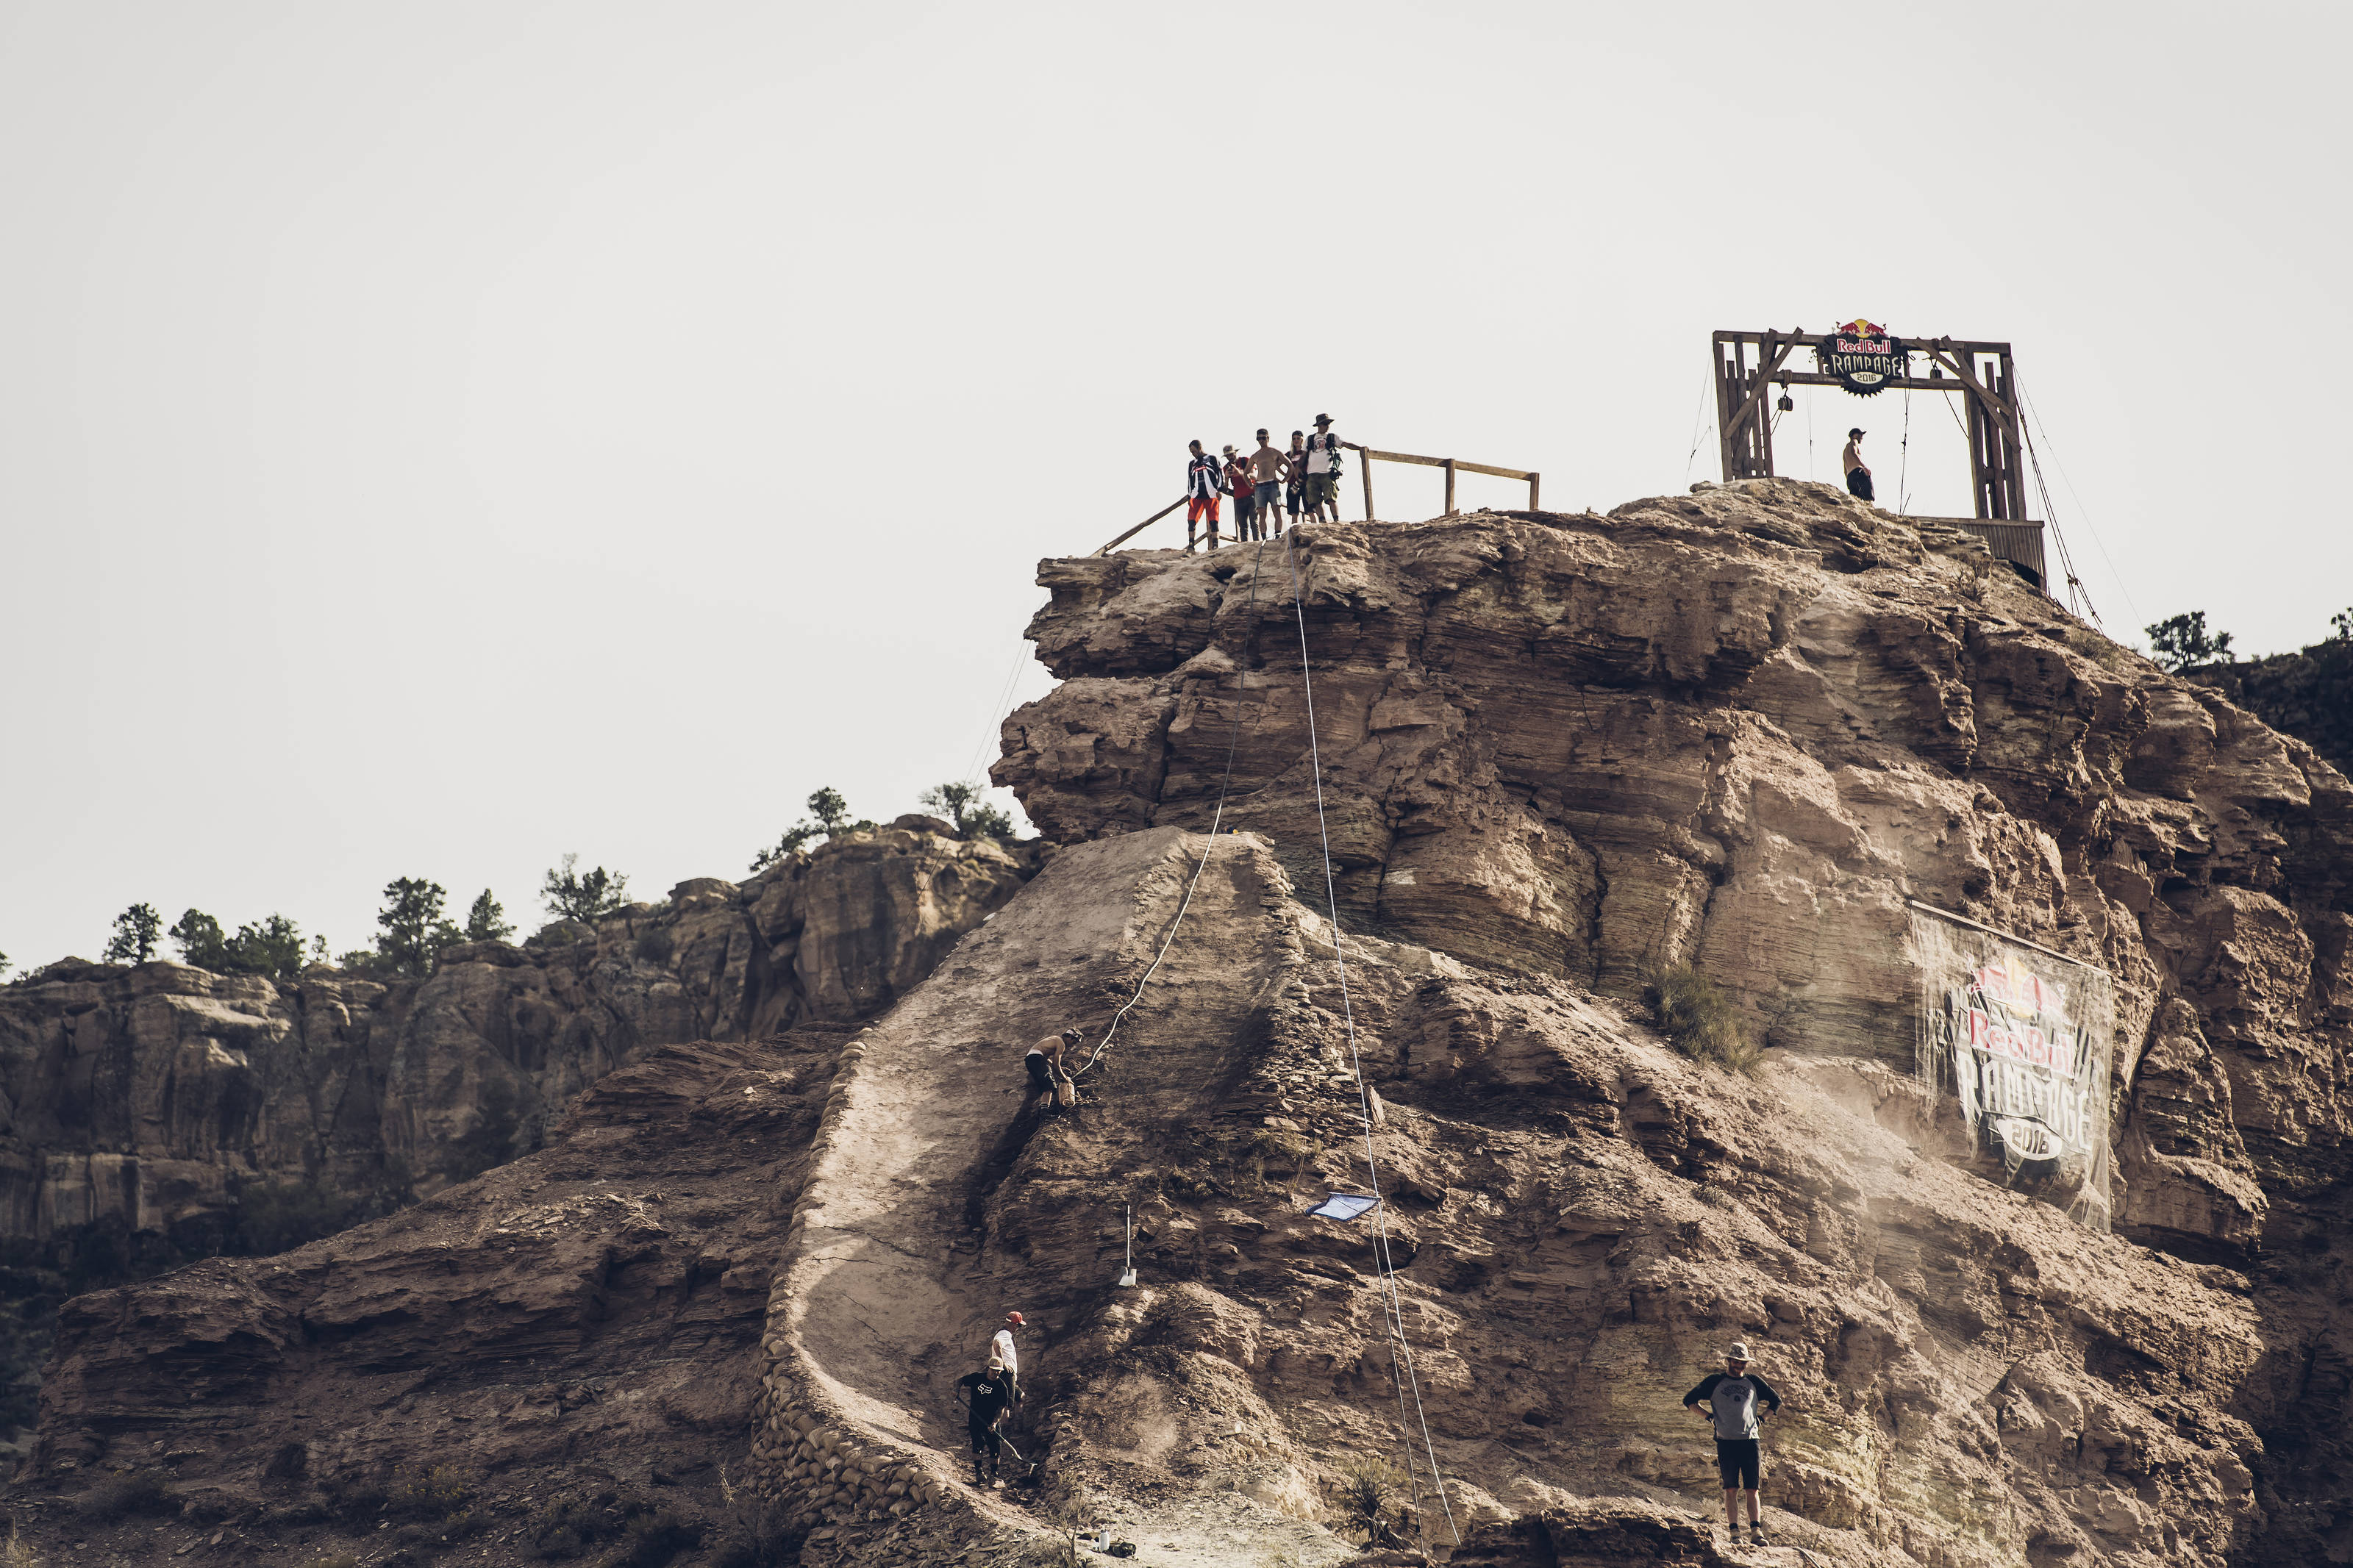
[2,1,2346,970]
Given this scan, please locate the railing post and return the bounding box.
[1443,458,1456,515]
[1361,452,1375,522]
[1527,472,1540,512]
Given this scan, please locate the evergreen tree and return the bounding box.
[540,854,630,923]
[104,903,163,964]
[222,914,306,979]
[465,889,514,943]
[919,781,1015,842]
[372,878,461,977]
[2145,611,2234,673]
[169,909,231,970]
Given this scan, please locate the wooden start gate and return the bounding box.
[1713,327,2048,587]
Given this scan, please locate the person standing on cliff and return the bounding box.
[1684,1342,1782,1547]
[1303,414,1343,523]
[1224,444,1258,543]
[955,1356,1016,1488]
[1283,429,1308,532]
[1186,439,1225,552]
[1842,428,1873,501]
[1249,428,1286,540]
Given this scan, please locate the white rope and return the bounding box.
[1074,541,1274,1081]
[960,642,1032,790]
[1281,531,1460,1552]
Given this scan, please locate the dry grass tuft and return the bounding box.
[1643,963,1761,1075]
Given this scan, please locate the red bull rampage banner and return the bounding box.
[1910,904,2114,1231]
[1817,318,1907,395]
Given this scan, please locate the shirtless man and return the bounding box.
[1024,1028,1082,1109]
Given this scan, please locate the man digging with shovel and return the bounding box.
[955,1356,1017,1489]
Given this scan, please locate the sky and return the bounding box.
[2,1,2347,970]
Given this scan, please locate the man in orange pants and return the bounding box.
[1185,440,1224,552]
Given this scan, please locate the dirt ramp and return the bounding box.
[763,827,1298,1547]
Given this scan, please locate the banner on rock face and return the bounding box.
[1909,902,2115,1231]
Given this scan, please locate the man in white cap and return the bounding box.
[1682,1341,1782,1546]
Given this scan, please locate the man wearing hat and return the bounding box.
[1842,428,1873,501]
[1683,1341,1782,1546]
[954,1354,1017,1488]
[1303,414,1343,523]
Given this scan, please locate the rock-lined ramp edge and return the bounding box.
[751,827,1354,1564]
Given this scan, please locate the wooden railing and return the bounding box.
[1344,443,1538,518]
[1090,443,1544,556]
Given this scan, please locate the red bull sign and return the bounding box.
[1910,905,2114,1231]
[1817,319,1907,395]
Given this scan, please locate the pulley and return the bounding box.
[1775,380,1794,414]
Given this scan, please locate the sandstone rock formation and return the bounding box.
[0,825,1038,1450]
[12,485,2352,1568]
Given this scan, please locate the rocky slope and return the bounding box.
[2185,635,2353,778]
[0,823,1038,1450]
[10,482,2352,1568]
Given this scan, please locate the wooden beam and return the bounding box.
[1527,471,1540,511]
[1343,445,1536,482]
[1093,496,1188,556]
[1361,448,1375,521]
[1443,458,1456,515]
[1724,335,1796,443]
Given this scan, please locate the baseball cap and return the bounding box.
[1006,1311,1024,1325]
[1848,428,1865,437]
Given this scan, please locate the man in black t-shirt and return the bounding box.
[956,1358,1017,1487]
[1682,1341,1782,1547]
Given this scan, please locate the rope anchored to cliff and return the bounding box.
[1280,531,1461,1554]
[1074,539,1275,1082]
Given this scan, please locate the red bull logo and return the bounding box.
[1817,319,1906,395]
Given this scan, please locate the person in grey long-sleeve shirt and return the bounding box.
[1682,1341,1782,1545]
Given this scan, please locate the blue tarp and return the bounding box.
[1308,1193,1380,1222]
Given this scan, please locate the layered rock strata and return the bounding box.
[0,823,1037,1236]
[0,823,1038,1451]
[16,487,2353,1568]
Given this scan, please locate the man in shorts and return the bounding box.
[1303,413,1343,523]
[1224,444,1257,543]
[1683,1341,1782,1546]
[1248,429,1286,540]
[1185,439,1224,552]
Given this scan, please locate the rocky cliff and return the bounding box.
[10,484,2352,1568]
[0,824,1038,1450]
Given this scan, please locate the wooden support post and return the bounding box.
[1443,458,1456,515]
[1527,472,1540,511]
[1362,451,1375,522]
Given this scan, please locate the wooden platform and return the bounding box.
[1913,515,2046,589]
